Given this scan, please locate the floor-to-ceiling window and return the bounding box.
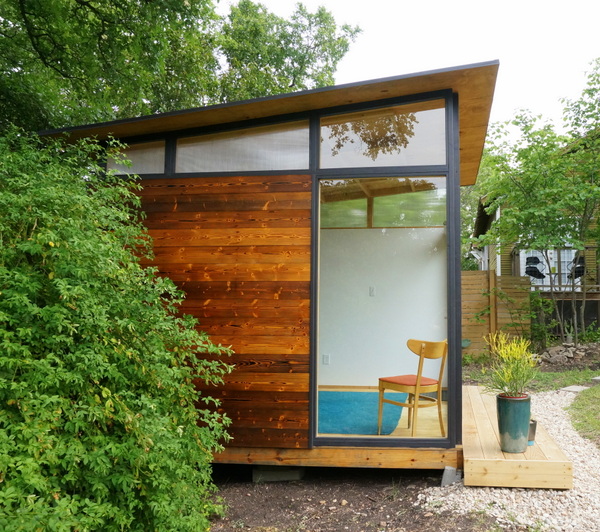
[315,97,454,443]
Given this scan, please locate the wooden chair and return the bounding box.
[377,339,448,437]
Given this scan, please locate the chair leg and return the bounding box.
[377,385,384,435]
[406,394,413,430]
[411,393,420,437]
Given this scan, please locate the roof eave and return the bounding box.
[43,60,499,186]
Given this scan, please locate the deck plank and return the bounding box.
[466,386,504,460]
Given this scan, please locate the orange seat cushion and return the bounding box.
[379,374,438,387]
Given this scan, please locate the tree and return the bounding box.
[475,59,600,343]
[217,0,359,102]
[0,129,233,530]
[0,2,358,527]
[0,0,222,130]
[0,0,359,132]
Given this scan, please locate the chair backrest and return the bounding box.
[406,339,447,360]
[406,339,448,386]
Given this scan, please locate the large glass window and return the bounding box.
[317,176,448,439]
[176,121,310,172]
[320,100,446,168]
[107,140,165,174]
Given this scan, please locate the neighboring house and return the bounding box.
[47,61,498,470]
[472,202,600,333]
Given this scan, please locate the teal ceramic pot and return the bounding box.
[496,394,531,453]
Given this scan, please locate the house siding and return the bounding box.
[140,175,312,449]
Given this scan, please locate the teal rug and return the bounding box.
[318,391,407,435]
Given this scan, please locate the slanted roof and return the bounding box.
[44,60,499,186]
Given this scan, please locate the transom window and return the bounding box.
[320,99,446,169]
[176,121,310,172]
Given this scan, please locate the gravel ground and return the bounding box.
[418,390,600,531]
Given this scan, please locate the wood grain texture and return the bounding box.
[462,386,572,489]
[145,245,311,265]
[142,175,312,449]
[181,281,310,300]
[212,446,461,469]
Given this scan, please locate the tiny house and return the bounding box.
[53,61,498,470]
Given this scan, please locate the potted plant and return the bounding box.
[484,332,539,453]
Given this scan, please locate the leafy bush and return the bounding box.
[0,129,232,531]
[579,321,600,344]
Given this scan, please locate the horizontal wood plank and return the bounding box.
[140,175,311,196]
[154,263,310,282]
[206,335,309,355]
[224,427,309,448]
[200,390,309,405]
[221,372,309,392]
[182,281,310,300]
[196,351,309,372]
[464,460,573,489]
[223,407,309,430]
[213,446,461,469]
[181,299,310,319]
[142,195,311,213]
[148,227,311,247]
[146,245,311,265]
[198,313,307,332]
[143,210,311,229]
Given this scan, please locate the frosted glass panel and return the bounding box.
[320,100,446,168]
[176,121,309,172]
[107,140,165,174]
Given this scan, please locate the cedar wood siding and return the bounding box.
[139,175,312,449]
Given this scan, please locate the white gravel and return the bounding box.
[417,390,600,531]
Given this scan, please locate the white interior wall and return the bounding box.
[318,227,448,387]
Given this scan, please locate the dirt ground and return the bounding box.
[209,346,600,532]
[209,465,524,532]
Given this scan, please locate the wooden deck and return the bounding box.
[462,385,573,489]
[214,386,573,489]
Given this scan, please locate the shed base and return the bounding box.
[213,446,461,470]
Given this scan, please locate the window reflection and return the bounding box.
[320,177,446,228]
[320,100,446,168]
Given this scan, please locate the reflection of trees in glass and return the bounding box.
[320,177,435,203]
[326,111,418,160]
[374,188,446,227]
[320,177,445,228]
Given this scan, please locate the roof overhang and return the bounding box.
[43,60,499,186]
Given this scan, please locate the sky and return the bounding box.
[218,0,599,128]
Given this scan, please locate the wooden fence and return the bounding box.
[461,271,532,357]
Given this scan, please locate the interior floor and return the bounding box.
[317,386,448,439]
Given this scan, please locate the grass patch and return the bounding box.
[464,360,600,448]
[463,365,598,393]
[528,368,599,392]
[569,385,600,447]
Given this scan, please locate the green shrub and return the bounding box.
[579,321,600,344]
[0,129,232,531]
